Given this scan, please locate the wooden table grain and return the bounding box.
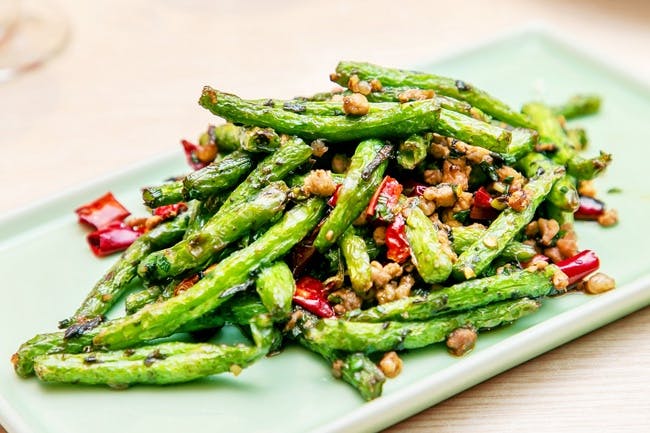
[1,1,649,432]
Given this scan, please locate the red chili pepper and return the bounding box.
[403,180,428,197]
[473,187,493,208]
[367,176,403,222]
[327,184,342,207]
[181,139,211,170]
[86,221,142,257]
[469,205,499,221]
[75,192,131,230]
[293,276,334,318]
[556,250,600,286]
[575,196,605,221]
[469,187,500,221]
[153,203,188,220]
[385,214,411,263]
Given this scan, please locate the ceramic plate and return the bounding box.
[2,27,650,433]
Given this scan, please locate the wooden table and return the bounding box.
[2,1,649,431]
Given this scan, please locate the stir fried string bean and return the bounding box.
[12,60,617,401]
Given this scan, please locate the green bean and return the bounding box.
[181,150,254,202]
[405,206,453,283]
[314,139,389,252]
[199,87,441,142]
[255,98,510,152]
[304,298,541,353]
[396,134,428,170]
[198,123,239,153]
[124,286,162,315]
[12,293,263,377]
[450,225,537,262]
[333,61,533,128]
[436,109,512,152]
[137,181,289,282]
[197,123,283,153]
[552,94,601,120]
[365,88,492,122]
[278,93,494,128]
[33,315,276,387]
[339,228,372,294]
[255,261,295,321]
[566,127,589,151]
[142,181,185,208]
[507,128,538,159]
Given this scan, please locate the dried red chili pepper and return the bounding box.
[86,221,142,257]
[473,187,493,208]
[469,187,500,221]
[75,192,131,230]
[556,249,600,286]
[327,184,342,207]
[385,214,410,263]
[293,276,334,318]
[153,202,188,221]
[575,196,605,221]
[469,205,500,221]
[367,176,403,222]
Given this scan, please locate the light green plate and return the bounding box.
[1,28,650,433]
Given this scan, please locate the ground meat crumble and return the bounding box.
[303,170,337,197]
[446,327,477,356]
[378,351,403,378]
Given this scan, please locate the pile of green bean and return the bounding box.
[12,62,615,400]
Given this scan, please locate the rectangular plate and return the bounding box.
[2,27,650,433]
